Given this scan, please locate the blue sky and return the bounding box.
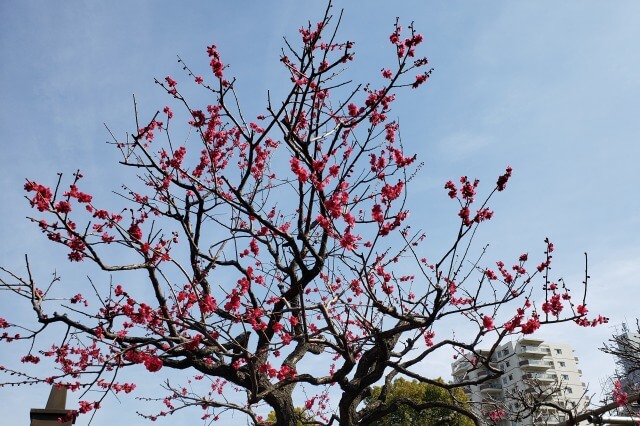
[1,1,639,424]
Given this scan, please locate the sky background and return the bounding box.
[1,1,639,424]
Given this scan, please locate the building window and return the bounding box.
[566,387,573,394]
[558,361,566,367]
[502,377,508,385]
[562,374,569,380]
[506,360,510,368]
[508,374,513,381]
[555,348,563,355]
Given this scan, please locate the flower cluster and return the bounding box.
[613,380,628,406]
[487,409,505,422]
[207,45,224,79]
[24,181,52,212]
[258,363,297,382]
[123,350,163,372]
[496,166,513,191]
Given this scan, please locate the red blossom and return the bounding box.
[347,103,360,117]
[207,45,224,78]
[190,110,206,128]
[613,380,628,406]
[249,239,259,256]
[68,250,85,262]
[577,304,588,315]
[423,330,435,347]
[381,181,404,203]
[371,204,384,223]
[444,180,457,198]
[24,181,52,212]
[389,25,402,45]
[128,224,143,241]
[55,201,72,214]
[276,365,296,381]
[305,397,316,410]
[484,269,498,280]
[339,231,359,251]
[144,356,163,372]
[198,294,217,314]
[93,209,110,220]
[460,177,478,202]
[165,76,177,88]
[21,354,41,364]
[280,332,292,345]
[521,316,541,334]
[63,184,92,203]
[542,294,564,317]
[78,401,95,414]
[488,410,505,422]
[496,166,513,191]
[412,72,429,88]
[458,207,471,226]
[473,208,494,223]
[482,316,494,330]
[290,157,309,183]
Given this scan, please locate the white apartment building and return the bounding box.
[451,337,587,425]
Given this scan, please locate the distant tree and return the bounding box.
[601,320,640,394]
[266,407,312,425]
[553,322,640,426]
[364,378,474,426]
[0,1,607,425]
[577,320,640,424]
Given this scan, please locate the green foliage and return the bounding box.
[364,378,475,426]
[266,407,311,425]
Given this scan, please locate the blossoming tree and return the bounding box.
[0,3,606,425]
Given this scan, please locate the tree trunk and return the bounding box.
[339,398,358,426]
[265,389,298,426]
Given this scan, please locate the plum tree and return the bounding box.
[0,3,606,425]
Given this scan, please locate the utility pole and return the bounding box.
[30,386,75,425]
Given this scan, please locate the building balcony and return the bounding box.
[452,362,470,376]
[479,382,503,394]
[524,373,557,382]
[476,369,489,379]
[534,419,561,425]
[534,415,564,425]
[519,345,551,358]
[519,359,554,370]
[524,388,558,398]
[519,336,545,346]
